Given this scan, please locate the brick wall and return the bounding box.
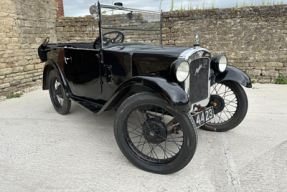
[56,0,64,18]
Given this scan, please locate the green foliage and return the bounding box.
[170,0,174,11]
[6,93,23,99]
[168,0,285,11]
[243,0,247,7]
[211,0,216,9]
[189,1,193,10]
[202,1,206,10]
[251,80,256,84]
[275,75,287,84]
[159,0,164,11]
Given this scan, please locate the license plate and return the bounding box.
[192,107,214,128]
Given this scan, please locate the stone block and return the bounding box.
[265,62,283,67]
[20,78,32,84]
[249,62,265,67]
[246,69,261,77]
[262,70,279,77]
[0,68,12,75]
[0,64,6,69]
[3,77,13,83]
[0,83,10,89]
[23,65,34,72]
[10,81,20,86]
[13,75,24,80]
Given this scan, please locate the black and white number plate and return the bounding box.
[192,107,214,128]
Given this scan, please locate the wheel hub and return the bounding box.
[210,95,225,114]
[142,118,167,144]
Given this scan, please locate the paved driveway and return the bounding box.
[0,84,286,192]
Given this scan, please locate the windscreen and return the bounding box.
[100,5,161,47]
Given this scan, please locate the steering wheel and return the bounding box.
[93,31,125,49]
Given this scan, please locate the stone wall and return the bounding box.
[0,0,58,97]
[162,5,287,83]
[56,5,287,84]
[1,4,287,96]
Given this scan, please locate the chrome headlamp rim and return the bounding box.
[170,59,190,83]
[176,61,190,82]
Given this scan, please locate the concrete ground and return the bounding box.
[0,84,286,192]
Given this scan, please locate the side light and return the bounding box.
[211,54,227,73]
[89,5,99,19]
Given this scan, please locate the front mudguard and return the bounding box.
[211,66,252,88]
[101,76,190,114]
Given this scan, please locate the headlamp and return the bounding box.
[176,61,190,82]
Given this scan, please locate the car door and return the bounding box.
[64,48,102,99]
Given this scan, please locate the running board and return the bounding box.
[67,93,103,114]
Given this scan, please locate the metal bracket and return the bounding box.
[64,57,72,64]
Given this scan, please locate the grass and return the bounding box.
[170,0,174,11]
[251,80,256,84]
[159,0,164,11]
[275,75,287,84]
[167,0,285,11]
[6,92,23,99]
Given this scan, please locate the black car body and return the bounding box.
[38,2,251,174]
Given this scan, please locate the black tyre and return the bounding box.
[114,92,197,174]
[48,69,71,115]
[203,80,248,132]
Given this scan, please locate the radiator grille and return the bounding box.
[187,58,210,103]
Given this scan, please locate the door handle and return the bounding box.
[64,57,72,64]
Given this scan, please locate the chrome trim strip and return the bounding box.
[100,4,161,14]
[178,47,210,61]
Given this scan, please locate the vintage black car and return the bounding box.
[38,2,252,174]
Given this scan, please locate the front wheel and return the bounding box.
[203,80,248,132]
[114,92,197,174]
[48,69,71,115]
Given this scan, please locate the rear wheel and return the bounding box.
[48,69,71,115]
[114,92,197,174]
[203,81,248,132]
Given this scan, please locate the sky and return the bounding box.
[63,0,287,17]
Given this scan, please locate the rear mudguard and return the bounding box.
[99,76,191,114]
[211,66,252,88]
[42,59,70,93]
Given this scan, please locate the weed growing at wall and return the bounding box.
[6,93,23,99]
[167,0,285,11]
[275,75,287,84]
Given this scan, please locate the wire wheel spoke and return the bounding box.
[124,104,184,164]
[208,82,238,125]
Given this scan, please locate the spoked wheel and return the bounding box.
[114,92,197,174]
[48,69,71,115]
[203,80,248,132]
